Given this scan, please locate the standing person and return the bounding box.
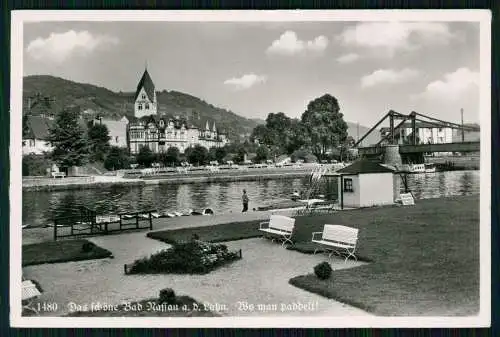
[242,189,249,212]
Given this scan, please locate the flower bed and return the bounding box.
[126,240,242,275]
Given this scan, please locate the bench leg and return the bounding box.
[22,300,39,316]
[345,249,357,262]
[281,236,293,247]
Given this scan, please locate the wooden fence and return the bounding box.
[53,206,154,240]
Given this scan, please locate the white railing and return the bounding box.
[23,176,96,187]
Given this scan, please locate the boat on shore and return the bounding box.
[409,163,436,174]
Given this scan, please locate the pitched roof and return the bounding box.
[337,159,395,174]
[134,69,156,102]
[26,115,54,140]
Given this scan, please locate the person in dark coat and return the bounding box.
[242,189,249,212]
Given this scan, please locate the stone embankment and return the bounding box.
[22,167,315,192]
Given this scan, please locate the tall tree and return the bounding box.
[215,147,227,164]
[164,146,180,166]
[48,107,88,168]
[87,122,110,162]
[255,145,269,163]
[104,146,130,171]
[136,145,155,168]
[187,145,208,166]
[301,94,348,160]
[208,147,218,162]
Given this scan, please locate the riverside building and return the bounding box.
[127,68,228,154]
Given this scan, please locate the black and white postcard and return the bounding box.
[10,10,491,328]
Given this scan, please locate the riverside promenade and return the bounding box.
[22,208,300,244]
[22,208,371,317]
[22,166,315,192]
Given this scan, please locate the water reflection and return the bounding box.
[22,170,480,227]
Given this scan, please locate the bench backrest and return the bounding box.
[22,280,41,301]
[322,225,358,246]
[269,215,295,232]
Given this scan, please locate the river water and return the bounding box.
[22,170,480,227]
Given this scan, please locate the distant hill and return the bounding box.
[346,122,380,146]
[22,75,259,140]
[22,75,380,145]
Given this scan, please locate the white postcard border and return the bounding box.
[10,9,492,328]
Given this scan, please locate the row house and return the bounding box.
[128,116,227,154]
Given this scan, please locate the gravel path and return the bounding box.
[22,209,299,245]
[23,232,371,317]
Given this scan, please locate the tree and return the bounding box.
[301,94,348,160]
[104,146,130,171]
[215,147,227,164]
[164,146,180,166]
[48,107,88,168]
[187,145,208,166]
[234,145,246,164]
[208,147,218,162]
[87,122,110,162]
[255,145,269,163]
[284,119,308,155]
[136,145,155,168]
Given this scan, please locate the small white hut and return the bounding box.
[335,159,397,208]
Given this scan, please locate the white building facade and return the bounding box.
[128,116,227,154]
[128,68,228,154]
[22,115,55,155]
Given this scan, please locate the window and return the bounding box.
[142,94,146,99]
[145,103,149,109]
[138,104,143,110]
[343,178,354,192]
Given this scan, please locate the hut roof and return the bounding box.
[337,159,395,175]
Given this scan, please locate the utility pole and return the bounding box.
[460,108,465,142]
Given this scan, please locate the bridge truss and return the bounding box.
[353,110,480,148]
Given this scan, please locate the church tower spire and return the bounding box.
[134,66,157,118]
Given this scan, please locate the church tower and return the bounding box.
[134,67,157,118]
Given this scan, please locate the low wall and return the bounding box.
[22,170,313,192]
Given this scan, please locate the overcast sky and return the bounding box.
[23,21,481,127]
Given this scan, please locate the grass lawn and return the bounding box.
[147,220,263,244]
[66,296,217,317]
[147,195,480,316]
[22,239,113,266]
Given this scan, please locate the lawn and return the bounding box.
[22,239,113,266]
[147,220,262,244]
[147,195,480,316]
[289,195,480,316]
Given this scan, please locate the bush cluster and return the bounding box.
[314,261,333,280]
[81,241,96,253]
[128,240,241,275]
[159,288,177,305]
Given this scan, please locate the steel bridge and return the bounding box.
[354,110,480,157]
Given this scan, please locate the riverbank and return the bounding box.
[22,167,313,192]
[21,194,480,317]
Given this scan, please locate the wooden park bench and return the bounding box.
[22,280,41,315]
[311,224,359,262]
[258,215,295,247]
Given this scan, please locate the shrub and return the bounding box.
[81,241,96,253]
[22,154,54,176]
[128,241,240,275]
[159,288,177,304]
[314,261,333,280]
